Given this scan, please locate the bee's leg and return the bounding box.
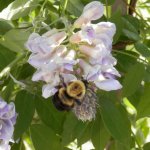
[75,99,82,105]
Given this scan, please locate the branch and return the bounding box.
[112,40,134,50]
[129,0,138,15]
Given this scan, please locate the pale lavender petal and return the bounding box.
[1,103,16,120]
[0,140,10,150]
[0,120,13,140]
[32,70,44,81]
[42,84,58,98]
[61,73,77,84]
[94,79,122,91]
[74,1,104,28]
[83,1,104,20]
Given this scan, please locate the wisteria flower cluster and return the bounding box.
[26,1,122,121]
[0,98,17,150]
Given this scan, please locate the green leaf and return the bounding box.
[61,0,84,16]
[135,42,150,57]
[123,15,140,33]
[0,44,16,71]
[137,84,150,118]
[61,113,79,146]
[0,29,30,52]
[0,19,13,35]
[122,63,145,97]
[136,118,150,146]
[62,113,91,147]
[123,29,140,41]
[0,0,40,20]
[30,124,61,150]
[115,50,138,73]
[143,142,150,150]
[91,113,110,150]
[76,122,92,146]
[109,9,123,43]
[100,0,115,5]
[99,96,131,146]
[122,17,138,34]
[115,141,130,150]
[0,0,14,11]
[14,90,35,140]
[35,96,65,133]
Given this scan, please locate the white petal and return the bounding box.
[32,70,44,81]
[83,1,104,20]
[61,73,77,84]
[94,79,122,91]
[96,22,116,38]
[42,84,58,98]
[74,1,104,28]
[42,28,58,37]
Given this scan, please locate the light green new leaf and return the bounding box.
[0,0,41,20]
[14,90,35,140]
[135,118,150,146]
[0,29,30,53]
[30,124,61,150]
[122,63,145,97]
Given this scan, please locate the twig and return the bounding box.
[129,0,138,15]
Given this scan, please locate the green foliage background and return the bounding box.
[0,0,150,150]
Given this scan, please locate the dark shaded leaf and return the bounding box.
[143,142,150,150]
[109,9,123,43]
[137,84,150,118]
[0,19,13,35]
[91,112,110,150]
[0,44,16,71]
[14,90,35,140]
[30,124,61,150]
[35,96,65,133]
[99,96,131,146]
[122,63,145,97]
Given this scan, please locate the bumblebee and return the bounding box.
[52,80,86,111]
[52,79,98,121]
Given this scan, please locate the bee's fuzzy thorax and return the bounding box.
[66,80,86,100]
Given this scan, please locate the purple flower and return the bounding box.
[74,1,104,28]
[0,98,17,149]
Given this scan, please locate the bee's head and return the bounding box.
[66,80,86,100]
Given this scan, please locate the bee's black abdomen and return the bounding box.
[52,93,72,111]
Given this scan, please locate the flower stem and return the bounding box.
[131,130,143,150]
[63,0,69,15]
[105,0,109,19]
